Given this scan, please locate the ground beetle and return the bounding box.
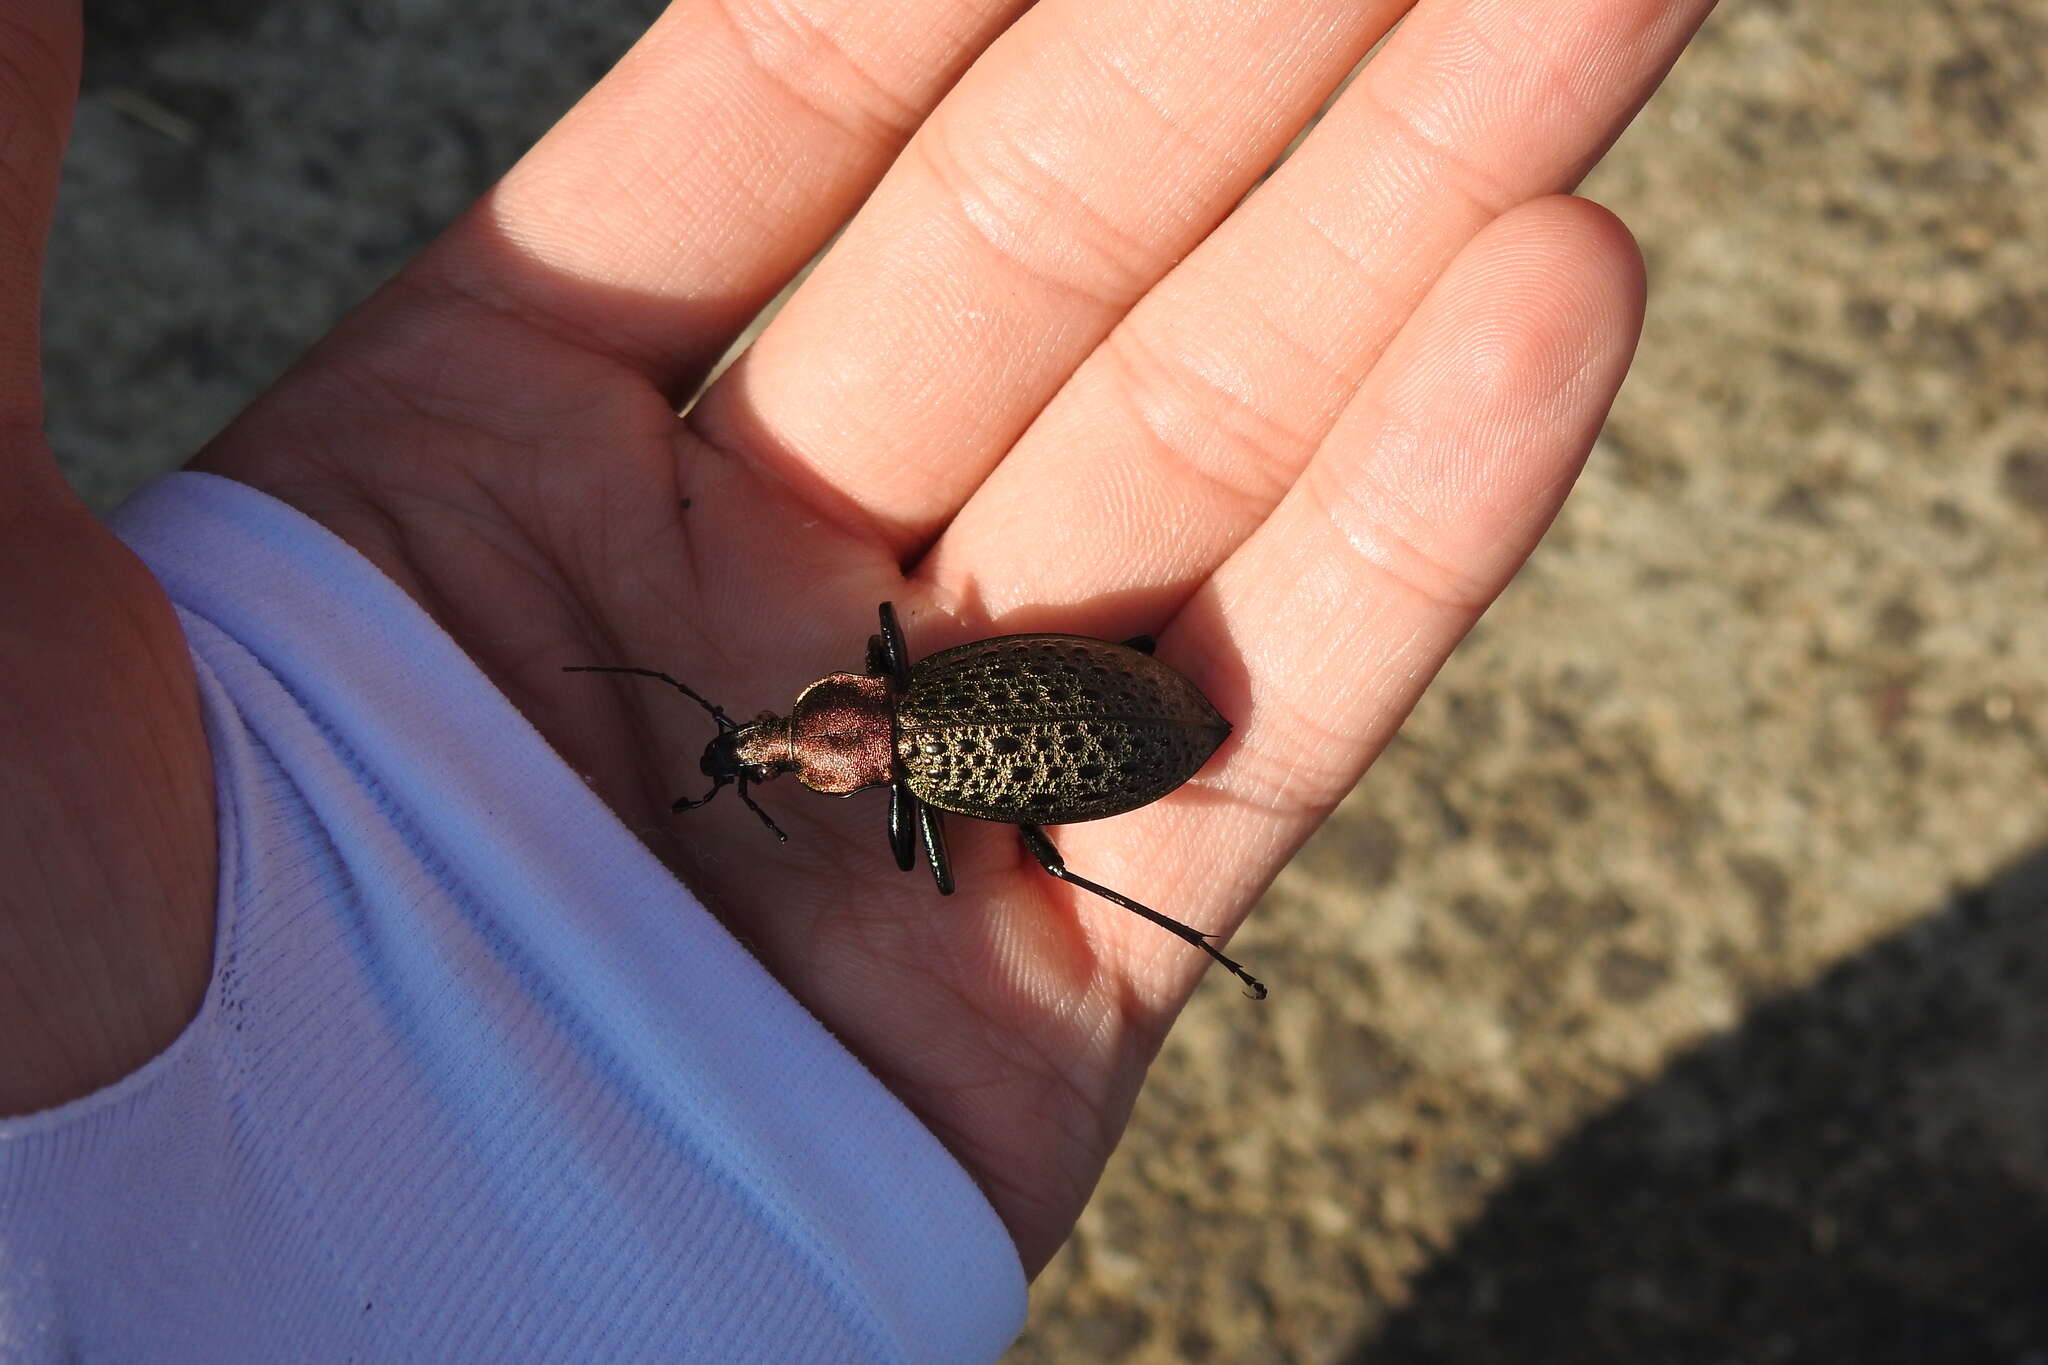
[567,602,1265,997]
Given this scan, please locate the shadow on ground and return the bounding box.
[1345,842,2048,1364]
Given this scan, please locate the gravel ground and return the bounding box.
[45,2,2048,1360]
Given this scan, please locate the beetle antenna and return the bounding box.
[563,665,738,731]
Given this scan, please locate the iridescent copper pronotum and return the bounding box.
[568,603,1263,997]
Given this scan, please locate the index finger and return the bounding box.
[279,0,1035,406]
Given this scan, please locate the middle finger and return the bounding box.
[688,0,1411,551]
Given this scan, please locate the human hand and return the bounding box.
[5,0,1711,1272]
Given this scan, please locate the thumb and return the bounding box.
[0,5,217,1116]
[0,2,79,433]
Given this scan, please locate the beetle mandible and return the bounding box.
[566,602,1265,998]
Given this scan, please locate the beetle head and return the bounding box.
[561,665,789,842]
[683,716,792,841]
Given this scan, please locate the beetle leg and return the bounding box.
[1119,634,1156,655]
[874,602,912,686]
[1016,824,1266,999]
[732,778,789,842]
[919,801,954,895]
[889,783,917,872]
[671,776,727,812]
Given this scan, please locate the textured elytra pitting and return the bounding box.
[896,635,1229,824]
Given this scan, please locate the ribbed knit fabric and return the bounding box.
[0,473,1025,1364]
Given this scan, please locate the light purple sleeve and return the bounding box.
[0,472,1025,1364]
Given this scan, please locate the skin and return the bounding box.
[0,0,1711,1275]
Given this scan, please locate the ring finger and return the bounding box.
[923,0,1714,625]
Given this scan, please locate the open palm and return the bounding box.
[7,0,1709,1273]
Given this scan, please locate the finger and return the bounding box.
[0,1,79,433]
[294,0,1036,403]
[1083,198,1646,978]
[689,0,1410,549]
[926,0,1713,622]
[0,6,217,1107]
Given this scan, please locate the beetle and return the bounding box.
[567,602,1264,998]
